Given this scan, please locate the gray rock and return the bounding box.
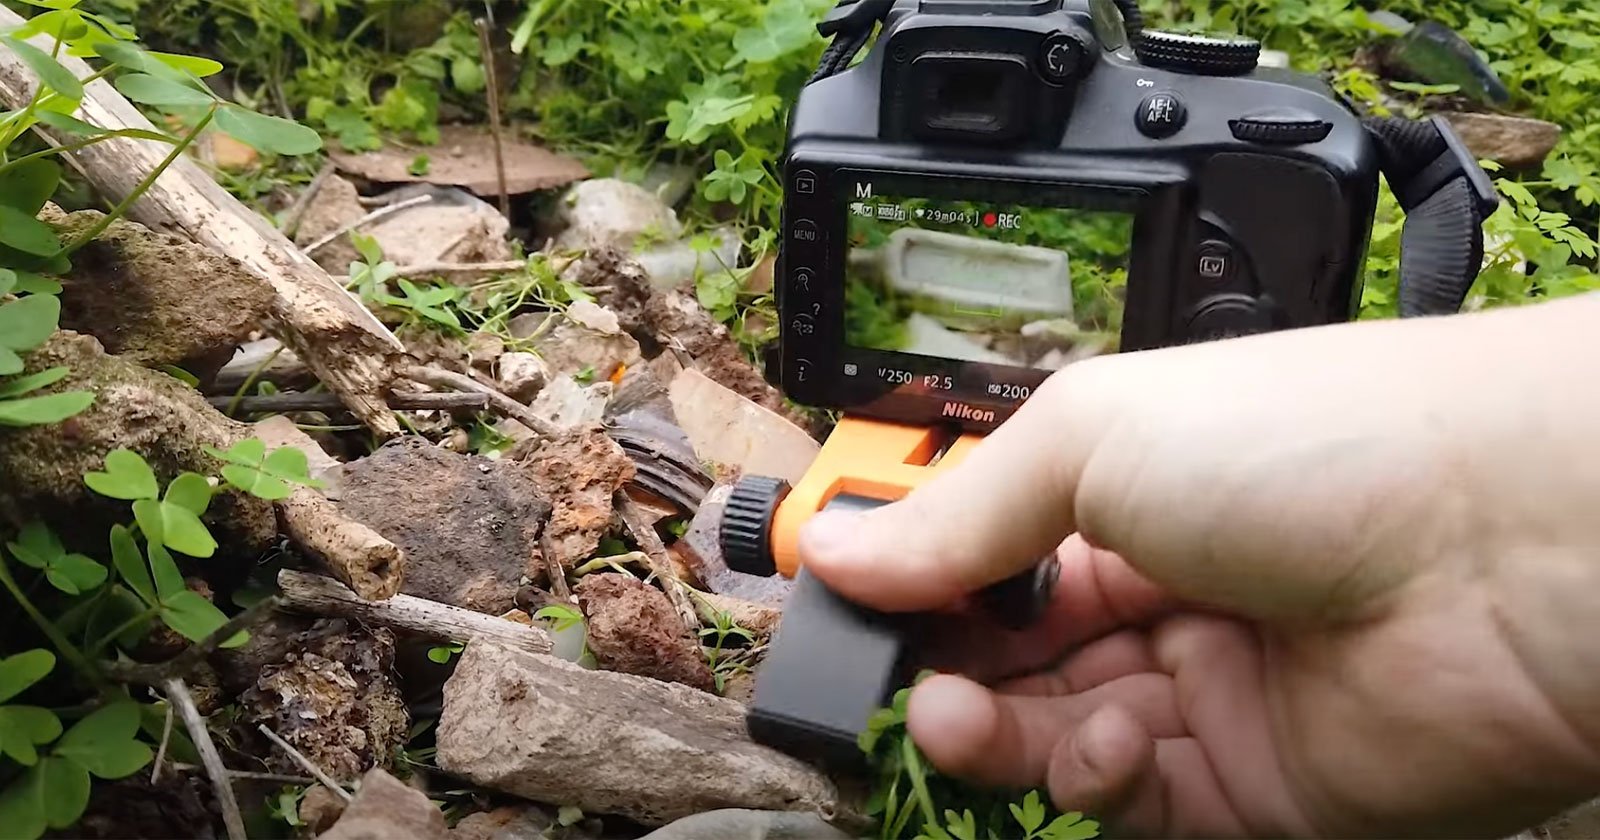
[511,305,642,383]
[433,642,867,830]
[319,768,447,840]
[495,351,550,403]
[554,178,684,253]
[634,225,744,291]
[1440,112,1562,169]
[526,374,612,432]
[637,809,856,840]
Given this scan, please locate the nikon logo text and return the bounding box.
[942,402,996,423]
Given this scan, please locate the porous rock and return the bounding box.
[236,618,410,784]
[332,436,553,614]
[517,427,634,572]
[0,332,276,562]
[447,804,563,840]
[319,768,447,840]
[41,206,276,383]
[495,351,549,403]
[434,642,865,829]
[574,572,715,692]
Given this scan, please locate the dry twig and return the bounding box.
[276,569,553,655]
[404,364,559,439]
[393,260,528,280]
[106,595,284,685]
[165,678,248,840]
[302,193,433,256]
[150,701,174,784]
[616,491,701,630]
[474,16,511,218]
[281,160,338,240]
[210,391,489,414]
[257,724,355,803]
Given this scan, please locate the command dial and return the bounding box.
[1134,30,1261,76]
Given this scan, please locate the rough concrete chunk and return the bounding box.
[434,642,865,829]
[514,306,643,383]
[575,572,715,692]
[320,768,447,840]
[518,427,633,572]
[333,436,552,614]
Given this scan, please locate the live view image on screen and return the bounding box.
[843,187,1134,370]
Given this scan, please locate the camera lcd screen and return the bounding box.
[842,187,1134,372]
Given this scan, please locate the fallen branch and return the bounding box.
[302,194,433,256]
[169,764,314,786]
[404,364,559,439]
[165,678,247,840]
[106,595,284,686]
[257,724,354,803]
[275,569,553,656]
[210,391,488,414]
[616,491,701,631]
[277,493,405,600]
[0,14,408,436]
[150,702,174,783]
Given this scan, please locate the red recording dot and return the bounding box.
[983,212,997,228]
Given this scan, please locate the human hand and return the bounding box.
[799,293,1600,838]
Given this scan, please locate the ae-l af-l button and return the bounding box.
[1137,91,1187,139]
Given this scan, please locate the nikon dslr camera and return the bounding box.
[727,0,1498,769]
[765,0,1499,433]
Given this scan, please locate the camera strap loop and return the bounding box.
[1362,114,1501,318]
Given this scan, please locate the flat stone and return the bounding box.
[513,308,643,383]
[1441,111,1562,169]
[433,642,866,829]
[330,123,590,197]
[637,809,855,840]
[553,178,684,253]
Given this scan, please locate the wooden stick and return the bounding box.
[616,492,701,631]
[257,724,354,803]
[393,260,528,280]
[169,764,315,786]
[210,391,489,414]
[165,678,248,840]
[0,14,408,436]
[150,701,174,783]
[404,364,559,439]
[275,569,553,656]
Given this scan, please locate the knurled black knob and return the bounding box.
[1134,30,1261,76]
[720,475,792,577]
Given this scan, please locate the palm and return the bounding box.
[905,539,1596,839]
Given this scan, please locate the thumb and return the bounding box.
[799,366,1120,612]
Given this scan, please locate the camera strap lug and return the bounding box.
[1363,114,1501,318]
[817,0,896,38]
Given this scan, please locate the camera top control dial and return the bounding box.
[1134,30,1261,76]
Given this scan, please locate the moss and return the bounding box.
[0,331,277,576]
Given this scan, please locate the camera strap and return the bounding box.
[807,0,1501,319]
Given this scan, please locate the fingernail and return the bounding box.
[799,509,863,561]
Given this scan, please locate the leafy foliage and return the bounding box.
[859,676,1101,840]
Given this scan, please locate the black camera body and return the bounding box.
[770,0,1487,434]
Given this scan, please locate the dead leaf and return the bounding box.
[330,124,590,196]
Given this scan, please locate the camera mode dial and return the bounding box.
[1134,30,1261,76]
[721,475,792,577]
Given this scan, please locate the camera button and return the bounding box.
[1136,91,1187,139]
[793,267,814,293]
[792,219,823,244]
[1038,32,1089,83]
[793,169,818,195]
[1196,240,1235,282]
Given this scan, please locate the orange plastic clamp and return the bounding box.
[770,414,986,578]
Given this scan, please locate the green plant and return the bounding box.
[859,676,1101,840]
[534,602,595,667]
[0,442,321,840]
[696,604,755,693]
